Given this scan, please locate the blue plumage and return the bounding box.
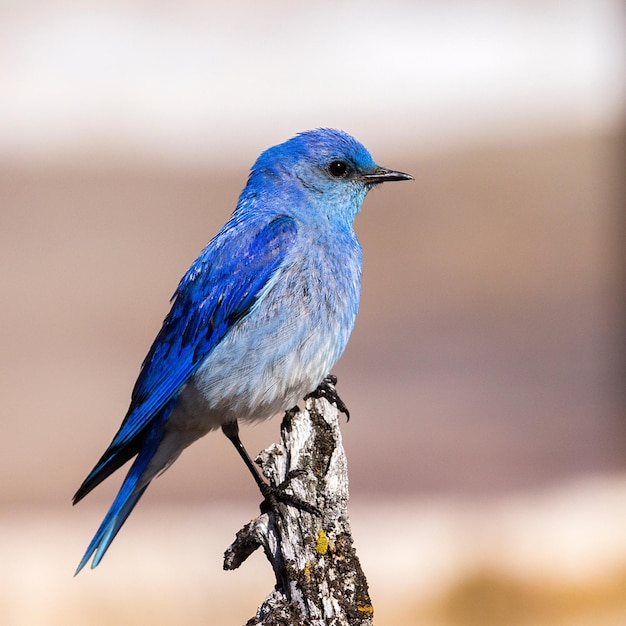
[73,128,411,573]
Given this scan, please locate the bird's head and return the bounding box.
[245,128,412,226]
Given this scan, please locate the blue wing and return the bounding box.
[73,214,298,503]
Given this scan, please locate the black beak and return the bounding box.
[360,166,413,184]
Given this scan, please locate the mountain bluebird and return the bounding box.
[73,128,412,573]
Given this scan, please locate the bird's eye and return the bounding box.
[328,160,350,178]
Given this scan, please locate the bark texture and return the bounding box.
[224,395,373,626]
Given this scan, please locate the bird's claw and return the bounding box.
[306,374,351,421]
[259,470,321,517]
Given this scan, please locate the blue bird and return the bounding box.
[73,128,412,573]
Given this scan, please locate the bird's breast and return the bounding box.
[175,230,361,430]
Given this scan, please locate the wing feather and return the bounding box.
[73,215,297,502]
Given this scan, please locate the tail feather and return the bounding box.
[74,399,178,505]
[75,483,149,574]
[72,438,141,505]
[75,420,167,574]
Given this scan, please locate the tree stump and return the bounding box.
[224,394,373,626]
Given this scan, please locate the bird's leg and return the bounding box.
[305,374,350,421]
[221,420,320,516]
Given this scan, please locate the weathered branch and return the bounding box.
[224,394,373,626]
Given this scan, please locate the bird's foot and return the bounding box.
[259,469,321,517]
[305,374,350,421]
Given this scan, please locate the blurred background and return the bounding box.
[1,0,625,624]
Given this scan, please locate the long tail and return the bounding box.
[75,424,166,574]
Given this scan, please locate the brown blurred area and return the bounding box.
[1,130,622,506]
